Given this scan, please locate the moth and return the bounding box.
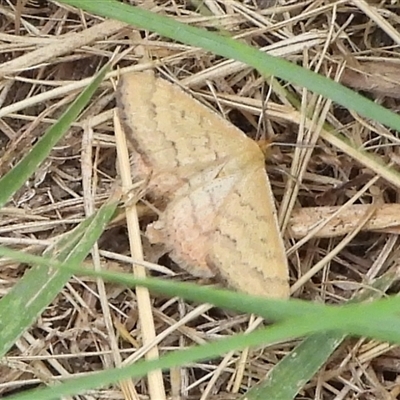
[117,71,289,298]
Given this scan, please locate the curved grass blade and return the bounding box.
[0,63,109,208]
[2,245,400,342]
[58,0,400,132]
[0,246,324,321]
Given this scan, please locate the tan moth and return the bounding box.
[117,71,289,298]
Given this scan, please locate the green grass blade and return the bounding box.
[4,291,400,400]
[2,245,400,336]
[249,333,344,400]
[58,0,400,132]
[0,322,319,400]
[0,246,325,321]
[0,193,119,358]
[3,246,400,342]
[0,63,109,208]
[241,270,398,399]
